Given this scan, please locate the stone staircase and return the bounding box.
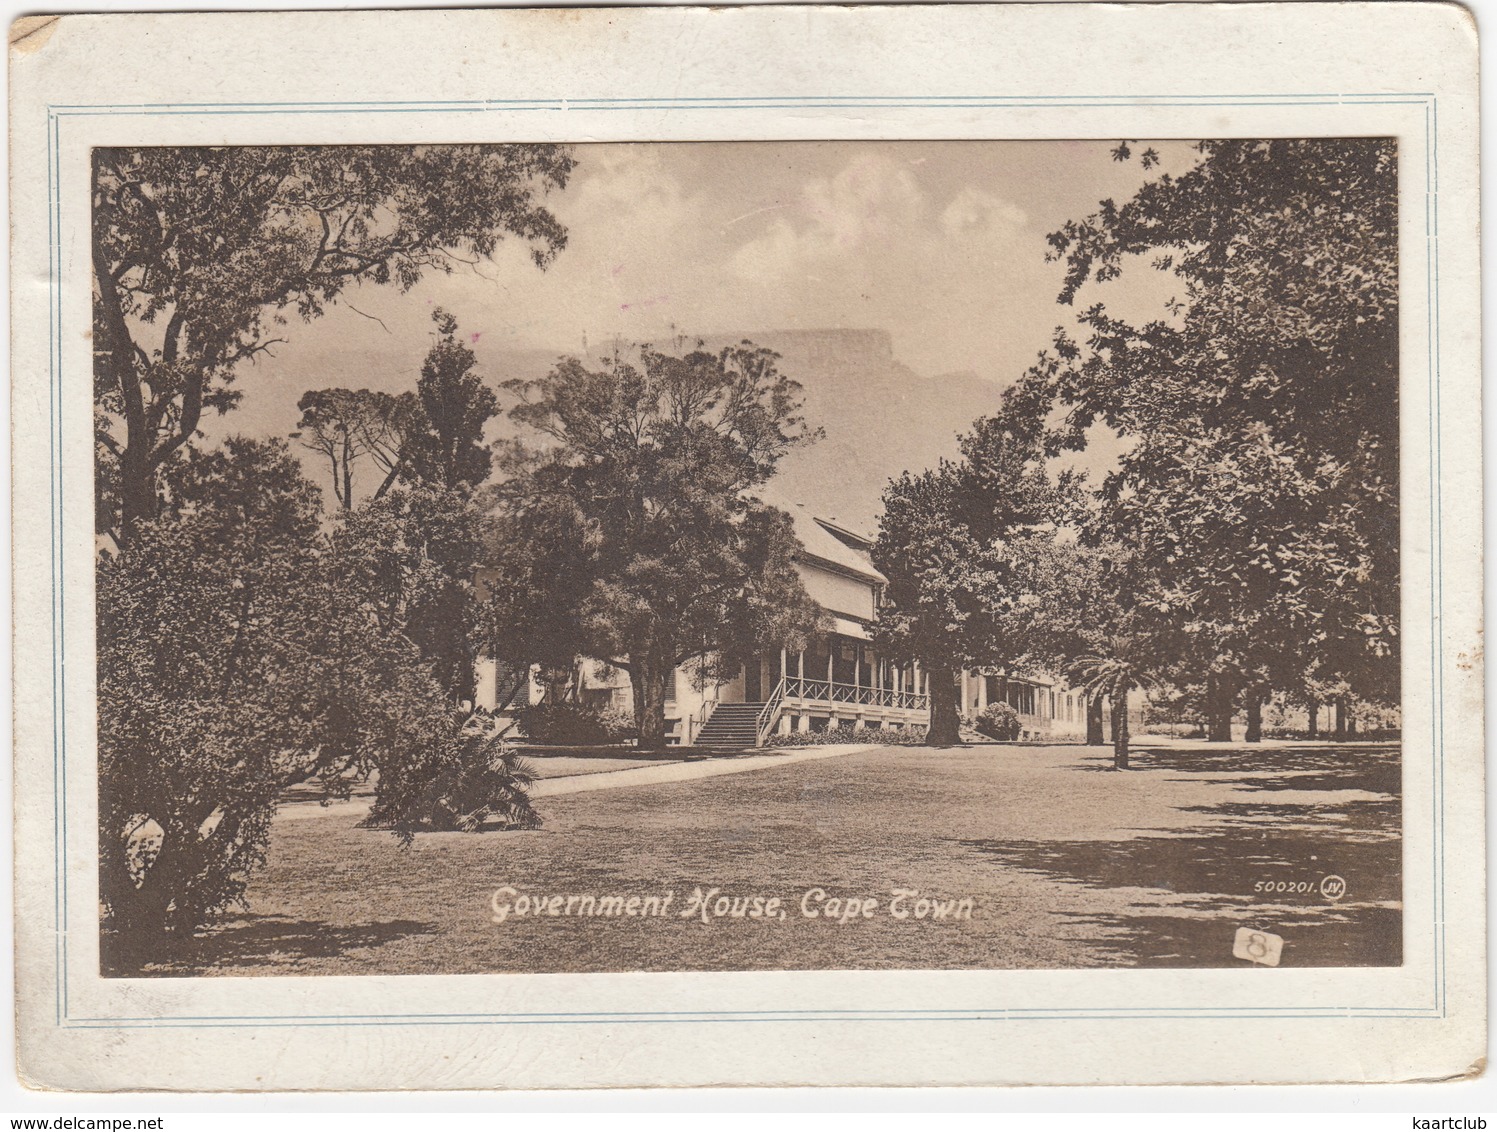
[693,701,768,751]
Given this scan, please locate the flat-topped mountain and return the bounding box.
[206,326,1005,535]
[692,328,1002,534]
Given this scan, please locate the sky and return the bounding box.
[220,139,1199,402]
[202,139,1203,515]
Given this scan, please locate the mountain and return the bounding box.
[205,326,1005,536]
[698,328,1003,534]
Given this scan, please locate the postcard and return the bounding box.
[10,3,1484,1089]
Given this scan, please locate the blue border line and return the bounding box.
[48,107,63,1029]
[50,96,1446,1029]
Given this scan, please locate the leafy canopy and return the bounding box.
[1012,139,1399,704]
[93,143,575,536]
[495,340,827,746]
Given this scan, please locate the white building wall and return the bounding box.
[796,565,875,621]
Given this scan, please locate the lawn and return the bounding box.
[131,740,1401,976]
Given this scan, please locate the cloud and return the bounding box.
[730,153,929,281]
[729,154,1027,290]
[940,187,1028,239]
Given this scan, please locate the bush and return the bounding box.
[763,723,931,748]
[515,701,610,745]
[598,704,639,743]
[362,712,540,841]
[97,441,354,968]
[974,702,1022,741]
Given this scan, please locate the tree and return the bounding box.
[295,309,501,700]
[294,387,382,511]
[475,490,597,716]
[407,309,501,492]
[873,410,1077,746]
[93,144,575,542]
[1011,535,1114,746]
[293,388,422,508]
[873,464,992,746]
[1011,139,1399,728]
[498,340,827,750]
[336,486,487,705]
[1067,650,1146,769]
[98,440,408,964]
[99,439,540,968]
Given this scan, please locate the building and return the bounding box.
[473,500,1112,748]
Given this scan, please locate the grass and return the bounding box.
[129,740,1401,976]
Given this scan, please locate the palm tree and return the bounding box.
[1066,650,1145,770]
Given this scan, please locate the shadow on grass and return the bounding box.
[954,743,1402,967]
[107,915,438,977]
[957,827,1401,967]
[1127,742,1400,777]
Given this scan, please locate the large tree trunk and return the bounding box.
[926,664,962,746]
[1112,685,1130,769]
[1346,703,1358,737]
[631,647,672,752]
[1307,699,1319,738]
[1086,693,1105,745]
[1333,697,1347,741]
[1206,673,1235,742]
[1245,695,1263,744]
[117,448,159,538]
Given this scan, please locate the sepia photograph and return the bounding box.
[11,3,1481,1093]
[91,137,1402,978]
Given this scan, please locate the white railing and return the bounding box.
[754,676,930,746]
[755,682,786,748]
[780,675,930,711]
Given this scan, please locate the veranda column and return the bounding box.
[854,643,865,727]
[977,672,988,712]
[961,669,970,715]
[827,643,837,727]
[794,650,808,733]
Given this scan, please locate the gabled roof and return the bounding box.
[779,501,888,586]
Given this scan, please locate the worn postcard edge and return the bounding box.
[7,4,1485,1091]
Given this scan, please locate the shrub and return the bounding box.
[515,701,610,745]
[763,723,931,748]
[974,702,1022,741]
[362,712,540,842]
[97,441,351,968]
[598,704,640,743]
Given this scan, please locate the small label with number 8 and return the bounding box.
[1233,926,1284,967]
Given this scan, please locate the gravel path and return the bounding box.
[276,743,876,821]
